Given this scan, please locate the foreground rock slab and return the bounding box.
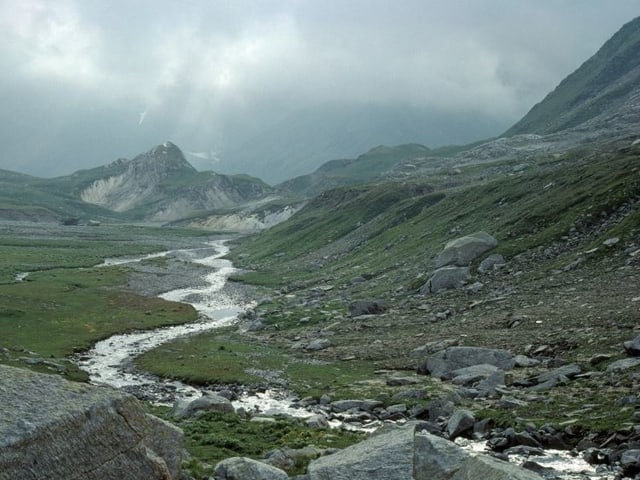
[306,423,415,480]
[0,364,183,480]
[414,430,543,480]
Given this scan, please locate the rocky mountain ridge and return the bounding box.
[0,142,279,224]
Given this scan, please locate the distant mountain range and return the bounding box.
[0,16,638,227]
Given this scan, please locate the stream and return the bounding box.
[74,240,612,479]
[77,240,309,417]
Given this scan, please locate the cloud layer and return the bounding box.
[0,0,638,178]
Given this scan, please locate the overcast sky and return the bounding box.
[0,0,638,178]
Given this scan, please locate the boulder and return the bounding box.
[214,456,288,480]
[450,364,500,386]
[330,399,365,412]
[349,300,389,317]
[305,414,330,430]
[451,453,544,479]
[624,335,640,356]
[446,409,475,439]
[420,266,470,294]
[307,423,415,480]
[476,370,506,397]
[0,364,183,480]
[620,449,640,477]
[435,232,498,268]
[423,347,515,380]
[414,430,543,480]
[307,338,332,351]
[478,254,506,273]
[606,358,640,372]
[172,392,234,419]
[265,446,323,472]
[534,364,581,384]
[414,429,468,480]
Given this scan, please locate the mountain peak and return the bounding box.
[135,142,197,174]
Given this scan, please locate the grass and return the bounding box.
[229,148,640,295]
[0,223,207,380]
[148,408,365,477]
[135,330,406,400]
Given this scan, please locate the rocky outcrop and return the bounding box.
[0,364,183,480]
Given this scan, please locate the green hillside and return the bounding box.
[277,143,436,198]
[235,144,640,291]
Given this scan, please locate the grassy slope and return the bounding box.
[277,143,434,197]
[0,169,118,221]
[233,147,639,289]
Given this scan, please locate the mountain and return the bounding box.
[506,16,640,136]
[69,142,274,222]
[0,142,276,224]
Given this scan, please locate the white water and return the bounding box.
[77,240,309,416]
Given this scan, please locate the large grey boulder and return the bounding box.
[452,453,544,479]
[172,392,234,419]
[214,456,289,480]
[413,429,468,480]
[0,364,183,480]
[307,424,415,480]
[414,430,543,480]
[435,232,498,268]
[423,346,515,380]
[420,266,470,294]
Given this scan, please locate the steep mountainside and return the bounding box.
[506,16,640,136]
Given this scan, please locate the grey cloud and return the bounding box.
[0,0,638,178]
